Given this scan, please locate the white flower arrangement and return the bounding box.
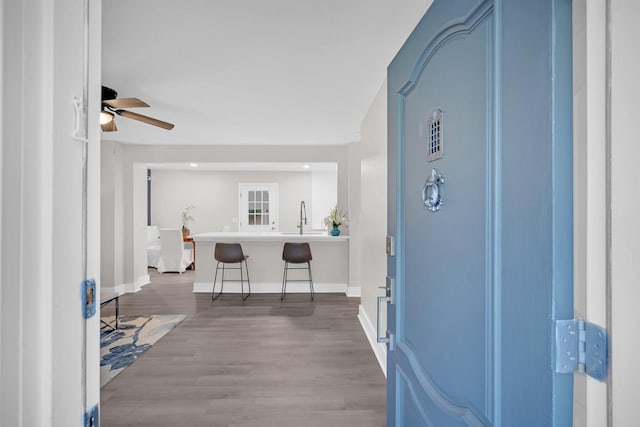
[322,205,348,228]
[180,204,195,232]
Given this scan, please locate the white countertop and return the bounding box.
[192,231,349,242]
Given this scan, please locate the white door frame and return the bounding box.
[572,0,608,425]
[607,0,639,425]
[0,0,102,425]
[573,1,640,426]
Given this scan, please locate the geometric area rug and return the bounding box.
[100,314,186,388]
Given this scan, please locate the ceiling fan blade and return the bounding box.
[116,109,175,130]
[101,119,118,132]
[104,98,150,109]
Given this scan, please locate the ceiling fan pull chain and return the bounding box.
[72,96,88,143]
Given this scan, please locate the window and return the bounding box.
[247,189,269,225]
[239,183,278,231]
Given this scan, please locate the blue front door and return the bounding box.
[386,0,573,425]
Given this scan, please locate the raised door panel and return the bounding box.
[387,0,573,425]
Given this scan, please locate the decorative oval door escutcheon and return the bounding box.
[422,168,445,212]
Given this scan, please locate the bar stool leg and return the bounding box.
[307,261,314,301]
[238,259,251,302]
[212,262,224,301]
[280,262,288,301]
[242,259,251,301]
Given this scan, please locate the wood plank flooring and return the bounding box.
[100,269,386,427]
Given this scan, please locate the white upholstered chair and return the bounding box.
[156,228,193,274]
[147,225,162,268]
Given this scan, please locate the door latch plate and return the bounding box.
[82,278,96,319]
[83,404,99,427]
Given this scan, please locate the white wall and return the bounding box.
[131,163,149,289]
[150,169,313,233]
[355,81,388,373]
[348,142,361,298]
[311,169,338,229]
[101,140,125,289]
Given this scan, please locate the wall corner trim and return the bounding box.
[358,304,387,377]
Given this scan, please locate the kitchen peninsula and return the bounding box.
[191,232,350,295]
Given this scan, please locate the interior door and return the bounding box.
[386,0,574,425]
[238,183,278,231]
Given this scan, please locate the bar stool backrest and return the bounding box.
[215,243,246,263]
[282,242,312,264]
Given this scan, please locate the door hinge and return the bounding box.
[555,319,608,381]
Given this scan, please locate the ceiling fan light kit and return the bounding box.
[100,85,175,132]
[100,110,114,125]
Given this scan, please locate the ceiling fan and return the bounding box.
[100,86,175,132]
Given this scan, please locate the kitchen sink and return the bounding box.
[280,231,326,235]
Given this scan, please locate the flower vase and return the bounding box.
[331,225,341,236]
[182,228,190,238]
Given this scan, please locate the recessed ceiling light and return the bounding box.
[303,164,310,169]
[190,163,198,167]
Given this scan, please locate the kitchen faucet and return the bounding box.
[297,200,307,235]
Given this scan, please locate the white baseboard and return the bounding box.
[193,281,349,294]
[358,304,387,377]
[135,274,151,291]
[346,286,361,297]
[102,274,150,295]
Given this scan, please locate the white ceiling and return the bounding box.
[102,0,431,146]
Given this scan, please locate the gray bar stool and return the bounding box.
[212,243,251,302]
[281,242,314,301]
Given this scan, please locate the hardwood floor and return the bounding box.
[100,269,386,427]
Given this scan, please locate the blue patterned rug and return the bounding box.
[100,314,186,387]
